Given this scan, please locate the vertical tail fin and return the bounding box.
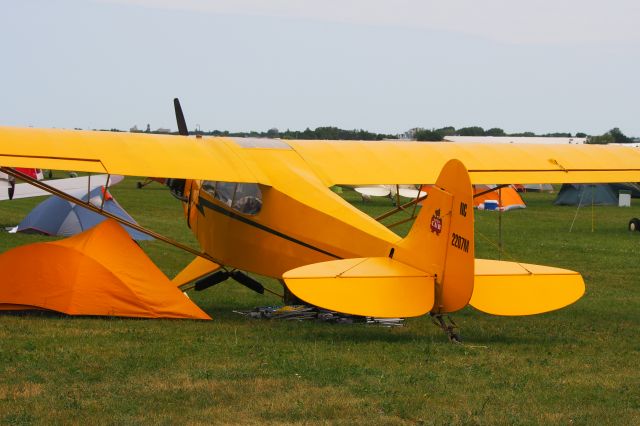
[393,159,474,313]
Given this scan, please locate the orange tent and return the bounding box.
[420,185,525,211]
[0,219,210,320]
[473,185,526,211]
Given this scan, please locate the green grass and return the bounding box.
[1,180,639,425]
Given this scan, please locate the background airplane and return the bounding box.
[0,174,123,201]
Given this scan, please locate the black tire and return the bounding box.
[628,218,640,232]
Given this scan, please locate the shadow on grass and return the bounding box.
[0,309,65,318]
[460,332,576,346]
[0,306,580,346]
[0,310,211,324]
[284,326,421,344]
[197,304,573,345]
[202,306,425,343]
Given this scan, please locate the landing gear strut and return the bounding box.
[280,280,303,305]
[431,313,461,343]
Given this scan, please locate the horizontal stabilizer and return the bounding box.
[470,259,585,316]
[283,257,434,318]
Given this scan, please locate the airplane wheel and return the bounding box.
[628,218,640,232]
[136,181,143,189]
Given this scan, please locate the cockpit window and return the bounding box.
[214,182,236,206]
[201,181,217,197]
[201,181,262,215]
[232,183,262,215]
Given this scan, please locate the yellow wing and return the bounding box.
[470,259,585,316]
[287,140,640,185]
[2,126,640,185]
[0,127,265,183]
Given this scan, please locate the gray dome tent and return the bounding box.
[553,183,640,206]
[15,186,152,241]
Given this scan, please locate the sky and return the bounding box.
[1,0,639,135]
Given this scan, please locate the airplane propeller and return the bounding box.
[174,98,189,136]
[166,98,190,201]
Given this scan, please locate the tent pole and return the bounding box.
[569,185,587,232]
[498,187,503,260]
[591,185,595,232]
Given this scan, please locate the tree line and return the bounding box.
[585,128,634,144]
[124,124,636,143]
[414,126,582,141]
[202,126,397,140]
[414,126,635,144]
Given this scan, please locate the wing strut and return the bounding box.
[0,167,221,265]
[374,193,427,228]
[473,184,510,198]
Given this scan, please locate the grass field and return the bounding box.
[1,179,639,425]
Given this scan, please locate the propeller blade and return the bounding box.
[174,98,189,136]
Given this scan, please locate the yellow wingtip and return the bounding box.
[470,259,585,316]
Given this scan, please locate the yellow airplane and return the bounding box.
[2,100,640,339]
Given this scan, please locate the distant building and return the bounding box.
[400,128,423,140]
[130,125,139,132]
[611,142,640,148]
[155,128,171,134]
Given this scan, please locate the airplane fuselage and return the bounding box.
[183,168,402,279]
